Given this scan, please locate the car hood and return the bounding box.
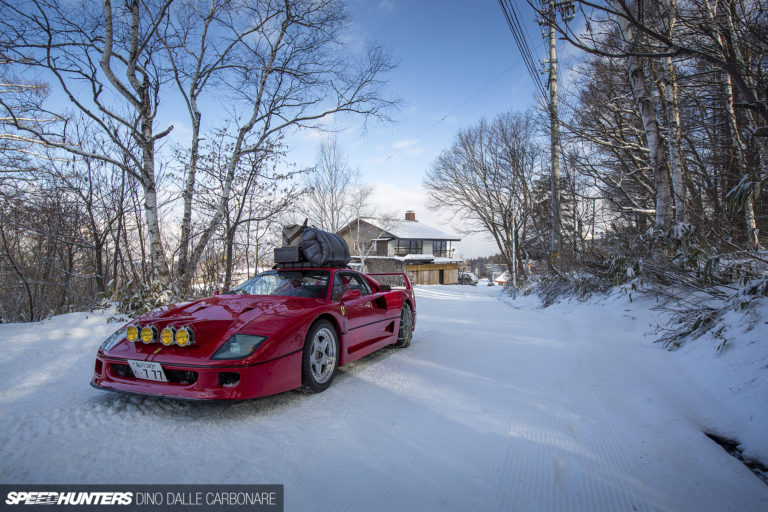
[104,295,324,363]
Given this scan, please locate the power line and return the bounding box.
[370,44,543,171]
[498,0,547,102]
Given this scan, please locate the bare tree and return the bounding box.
[195,132,300,291]
[618,15,672,228]
[0,58,56,178]
[1,0,176,283]
[424,112,543,279]
[562,55,656,230]
[299,137,372,233]
[161,0,396,291]
[1,0,396,294]
[0,175,103,321]
[659,0,687,223]
[542,0,767,129]
[533,0,766,244]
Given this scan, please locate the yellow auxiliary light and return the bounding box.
[160,327,175,346]
[126,325,139,343]
[140,325,157,344]
[175,326,193,347]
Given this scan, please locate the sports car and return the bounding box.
[91,268,415,400]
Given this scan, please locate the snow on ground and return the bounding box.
[0,285,766,511]
[667,298,768,465]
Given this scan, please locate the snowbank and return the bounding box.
[669,298,768,463]
[502,284,768,467]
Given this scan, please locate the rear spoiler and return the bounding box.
[366,272,412,290]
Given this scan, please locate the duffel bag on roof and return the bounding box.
[300,227,350,268]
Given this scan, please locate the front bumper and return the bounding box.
[91,350,303,400]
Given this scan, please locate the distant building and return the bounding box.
[494,271,511,285]
[337,210,462,285]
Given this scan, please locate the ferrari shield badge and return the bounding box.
[340,305,346,316]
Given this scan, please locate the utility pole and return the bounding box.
[511,208,517,290]
[539,0,574,266]
[511,208,517,297]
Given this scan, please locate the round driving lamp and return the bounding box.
[161,327,175,346]
[175,326,194,347]
[140,325,157,344]
[126,325,139,343]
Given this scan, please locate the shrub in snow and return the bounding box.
[111,274,183,317]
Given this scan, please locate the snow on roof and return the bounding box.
[403,253,433,261]
[494,271,511,283]
[351,255,462,264]
[360,217,461,241]
[432,257,463,264]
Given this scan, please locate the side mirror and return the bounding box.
[213,289,220,296]
[341,289,362,301]
[379,284,391,292]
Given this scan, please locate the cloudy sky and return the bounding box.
[285,0,576,258]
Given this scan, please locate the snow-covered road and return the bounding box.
[1,285,766,511]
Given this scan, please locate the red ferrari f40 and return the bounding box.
[91,269,415,400]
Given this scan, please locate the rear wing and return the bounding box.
[366,272,412,290]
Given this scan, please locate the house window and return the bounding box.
[432,241,453,258]
[394,239,423,256]
[376,240,388,256]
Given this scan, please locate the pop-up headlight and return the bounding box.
[211,335,267,360]
[100,328,128,353]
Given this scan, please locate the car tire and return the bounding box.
[301,319,339,392]
[394,303,413,348]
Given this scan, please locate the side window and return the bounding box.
[348,274,371,295]
[333,273,371,300]
[331,274,344,302]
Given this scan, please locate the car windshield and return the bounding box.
[232,270,331,299]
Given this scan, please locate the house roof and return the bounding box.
[494,271,511,283]
[354,217,461,241]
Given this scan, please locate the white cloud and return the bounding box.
[160,119,191,147]
[339,21,367,55]
[368,182,432,219]
[377,0,395,15]
[392,138,419,149]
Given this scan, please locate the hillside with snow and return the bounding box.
[0,284,766,510]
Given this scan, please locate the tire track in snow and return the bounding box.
[486,380,649,512]
[414,286,651,512]
[543,378,648,511]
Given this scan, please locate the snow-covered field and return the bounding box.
[1,284,766,511]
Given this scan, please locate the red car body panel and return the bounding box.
[91,269,415,400]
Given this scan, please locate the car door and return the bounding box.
[333,271,388,357]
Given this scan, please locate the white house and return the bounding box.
[337,211,462,285]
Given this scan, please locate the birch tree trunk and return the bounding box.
[628,56,671,229]
[723,72,759,249]
[618,13,672,229]
[103,0,172,284]
[663,56,686,223]
[703,0,760,249]
[141,178,170,283]
[177,106,201,281]
[659,0,686,223]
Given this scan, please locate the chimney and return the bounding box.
[405,210,416,221]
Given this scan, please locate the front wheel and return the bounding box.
[394,303,413,348]
[301,320,339,392]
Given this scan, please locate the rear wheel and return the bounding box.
[394,303,413,348]
[301,320,339,392]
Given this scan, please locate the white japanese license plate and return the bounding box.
[128,360,168,382]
